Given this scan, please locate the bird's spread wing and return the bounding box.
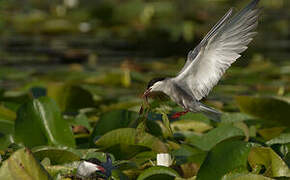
[174,0,260,100]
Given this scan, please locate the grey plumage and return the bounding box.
[144,0,260,121]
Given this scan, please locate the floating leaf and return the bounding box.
[236,96,290,126]
[131,151,156,166]
[95,128,168,153]
[91,110,138,138]
[187,124,244,151]
[0,148,51,179]
[0,134,16,150]
[111,169,130,180]
[47,83,94,112]
[248,147,290,177]
[77,149,115,163]
[266,133,290,145]
[137,166,180,180]
[0,116,15,150]
[222,173,273,180]
[197,140,252,180]
[15,97,75,148]
[171,120,212,133]
[32,146,80,165]
[0,105,16,121]
[71,113,92,132]
[172,144,206,165]
[0,119,14,135]
[258,127,286,141]
[221,113,252,123]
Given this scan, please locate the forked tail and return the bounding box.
[199,103,221,122]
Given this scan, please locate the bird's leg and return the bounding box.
[171,110,189,119]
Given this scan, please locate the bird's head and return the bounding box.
[143,77,166,98]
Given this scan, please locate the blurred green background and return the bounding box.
[0,0,289,103]
[0,0,289,65]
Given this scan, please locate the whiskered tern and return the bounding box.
[143,0,260,121]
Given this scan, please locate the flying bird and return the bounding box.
[143,0,260,121]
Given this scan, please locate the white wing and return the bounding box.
[174,0,260,100]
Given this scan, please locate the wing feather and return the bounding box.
[178,8,233,75]
[174,0,260,100]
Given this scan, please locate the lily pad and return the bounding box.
[172,144,207,165]
[222,173,273,180]
[0,105,16,121]
[47,83,94,112]
[0,148,51,180]
[248,147,290,177]
[236,96,290,126]
[187,124,244,151]
[266,133,290,146]
[197,140,252,180]
[15,97,75,148]
[0,119,14,135]
[171,120,212,133]
[32,146,81,165]
[91,110,138,138]
[95,128,168,153]
[137,166,180,180]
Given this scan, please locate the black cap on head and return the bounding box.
[147,77,166,89]
[87,158,102,165]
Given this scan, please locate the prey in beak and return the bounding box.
[139,77,166,115]
[142,87,152,102]
[139,87,151,114]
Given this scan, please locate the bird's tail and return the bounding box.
[199,103,221,122]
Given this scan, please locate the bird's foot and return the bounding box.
[171,110,189,119]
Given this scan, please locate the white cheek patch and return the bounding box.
[76,161,104,178]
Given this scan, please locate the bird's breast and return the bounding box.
[168,83,197,109]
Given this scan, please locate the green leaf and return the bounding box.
[15,97,75,148]
[91,110,138,138]
[72,113,92,131]
[197,140,252,180]
[248,147,290,177]
[0,105,16,121]
[172,144,206,165]
[0,119,14,135]
[44,161,78,178]
[78,149,114,162]
[95,128,168,153]
[236,96,290,126]
[161,113,173,137]
[0,105,17,150]
[32,146,80,165]
[222,173,273,180]
[0,105,16,137]
[258,127,286,141]
[221,113,252,123]
[137,166,180,180]
[0,148,51,180]
[187,124,244,151]
[266,133,290,145]
[0,134,16,150]
[47,83,94,112]
[111,169,130,180]
[131,151,156,166]
[171,120,212,133]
